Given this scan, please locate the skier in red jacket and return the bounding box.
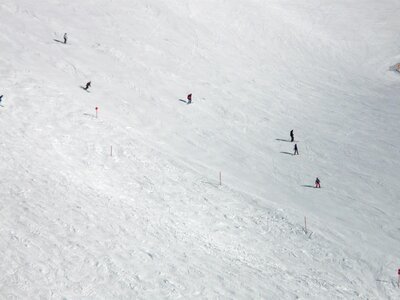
[315,177,321,188]
[187,93,192,104]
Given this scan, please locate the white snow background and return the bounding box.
[0,0,400,299]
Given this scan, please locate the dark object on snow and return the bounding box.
[290,130,294,142]
[294,143,299,155]
[315,177,321,188]
[63,33,67,44]
[187,93,192,104]
[0,95,3,103]
[84,81,91,91]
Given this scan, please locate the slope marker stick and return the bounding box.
[304,216,307,234]
[219,171,222,186]
[111,145,113,157]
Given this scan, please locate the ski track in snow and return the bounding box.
[0,0,400,299]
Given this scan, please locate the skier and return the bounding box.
[293,143,299,155]
[290,130,294,142]
[0,95,3,105]
[63,33,68,44]
[315,177,321,188]
[187,93,192,104]
[83,81,91,91]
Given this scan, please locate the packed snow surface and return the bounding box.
[1,0,400,298]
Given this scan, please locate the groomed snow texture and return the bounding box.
[1,0,400,299]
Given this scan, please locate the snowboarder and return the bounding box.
[315,177,321,188]
[294,143,299,155]
[63,33,68,44]
[84,81,91,91]
[290,130,294,142]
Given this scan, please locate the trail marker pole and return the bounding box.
[95,107,98,118]
[304,216,307,234]
[110,145,113,157]
[219,171,222,186]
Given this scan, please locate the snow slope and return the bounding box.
[1,0,400,298]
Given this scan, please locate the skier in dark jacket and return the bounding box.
[63,33,68,44]
[294,143,299,155]
[187,93,192,104]
[290,130,294,142]
[315,177,321,188]
[84,81,91,91]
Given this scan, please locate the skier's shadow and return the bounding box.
[276,138,291,142]
[178,99,188,104]
[280,151,293,156]
[301,185,315,188]
[53,39,65,44]
[80,86,90,92]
